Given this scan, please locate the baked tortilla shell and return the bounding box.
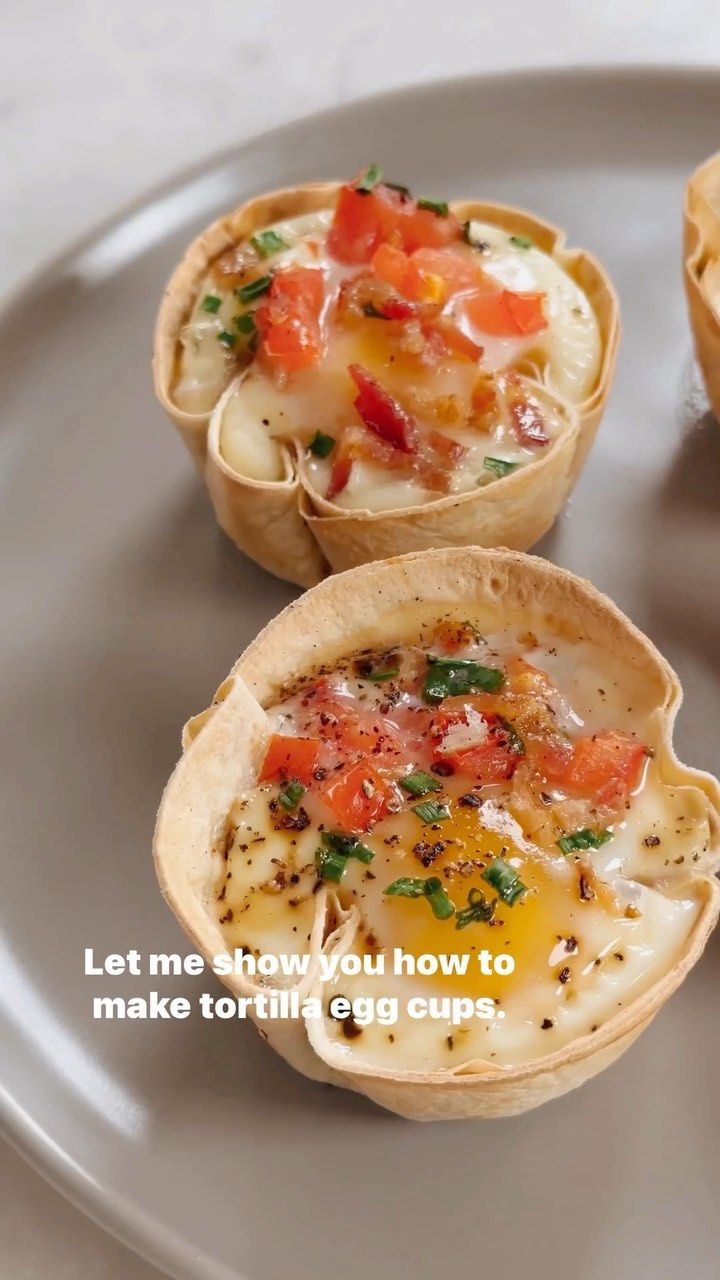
[155,187,618,583]
[684,151,720,421]
[153,549,719,1120]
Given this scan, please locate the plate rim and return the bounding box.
[2,60,719,1280]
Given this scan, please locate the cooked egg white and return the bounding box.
[214,622,712,1074]
[173,208,601,509]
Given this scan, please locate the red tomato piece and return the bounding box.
[318,760,395,832]
[348,364,420,452]
[303,690,408,772]
[464,288,548,338]
[258,733,322,785]
[371,244,428,301]
[327,184,403,264]
[326,444,353,500]
[431,708,522,783]
[396,204,462,253]
[411,247,483,293]
[255,267,326,372]
[327,181,461,264]
[536,728,648,807]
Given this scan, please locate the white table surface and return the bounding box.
[2,2,720,1276]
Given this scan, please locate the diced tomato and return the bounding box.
[535,729,648,807]
[303,689,408,773]
[327,180,461,265]
[463,287,547,338]
[255,267,326,373]
[431,707,523,783]
[348,364,420,452]
[411,248,483,294]
[371,244,428,301]
[318,760,395,831]
[258,733,321,785]
[396,204,462,253]
[503,374,550,447]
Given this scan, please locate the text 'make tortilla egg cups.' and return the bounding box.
[153,184,619,587]
[153,548,720,1121]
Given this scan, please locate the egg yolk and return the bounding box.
[354,803,623,1004]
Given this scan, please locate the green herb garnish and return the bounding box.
[412,800,450,824]
[278,779,305,811]
[455,888,496,930]
[322,831,375,862]
[384,875,455,921]
[482,857,527,906]
[201,294,222,314]
[497,716,525,757]
[315,832,375,882]
[217,329,236,347]
[315,846,348,883]
[235,312,257,335]
[557,828,613,856]
[354,164,383,194]
[510,234,533,249]
[423,655,504,703]
[251,229,288,258]
[235,274,272,303]
[483,456,519,480]
[308,430,336,458]
[399,770,442,798]
[364,666,400,682]
[417,198,449,217]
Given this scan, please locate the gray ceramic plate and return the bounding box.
[2,66,720,1280]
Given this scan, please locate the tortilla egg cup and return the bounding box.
[153,184,619,587]
[153,547,720,1120]
[685,151,720,422]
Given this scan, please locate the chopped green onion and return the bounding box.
[251,229,288,258]
[482,857,527,906]
[455,888,496,930]
[497,716,525,757]
[217,329,236,348]
[557,828,613,856]
[417,197,449,217]
[315,832,375,882]
[384,875,455,921]
[412,800,450,824]
[510,234,533,249]
[483,456,519,480]
[423,655,504,703]
[384,876,427,898]
[364,666,399,682]
[278,779,305,811]
[201,294,222,314]
[399,770,442,797]
[424,876,455,920]
[315,846,348,882]
[235,312,257,335]
[235,274,272,303]
[308,430,336,458]
[354,164,383,194]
